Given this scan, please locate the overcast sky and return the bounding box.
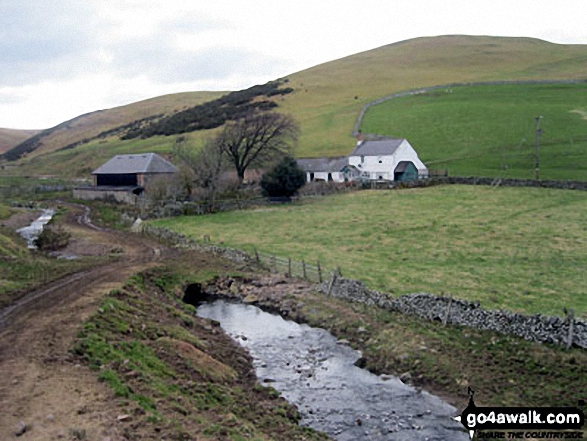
[1,0,586,130]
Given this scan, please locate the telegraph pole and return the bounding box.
[535,116,543,180]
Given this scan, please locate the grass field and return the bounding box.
[152,185,587,317]
[361,83,587,179]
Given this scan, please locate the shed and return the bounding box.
[296,157,349,182]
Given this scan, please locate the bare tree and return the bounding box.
[213,111,299,183]
[174,136,226,211]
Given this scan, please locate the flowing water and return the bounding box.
[197,300,468,440]
[16,209,55,249]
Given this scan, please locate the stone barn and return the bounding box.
[73,153,178,203]
[91,153,178,187]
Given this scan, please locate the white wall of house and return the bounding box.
[395,141,428,177]
[349,153,395,180]
[306,171,345,183]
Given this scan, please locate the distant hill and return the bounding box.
[1,91,225,161]
[4,35,587,178]
[0,128,40,154]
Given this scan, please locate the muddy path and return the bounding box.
[0,203,174,440]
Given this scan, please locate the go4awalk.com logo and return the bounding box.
[454,389,585,439]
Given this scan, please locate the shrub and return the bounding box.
[34,225,71,251]
[260,156,306,198]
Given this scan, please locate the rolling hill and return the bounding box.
[0,128,40,154]
[1,91,225,161]
[3,35,587,178]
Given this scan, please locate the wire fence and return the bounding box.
[251,248,340,284]
[142,225,341,285]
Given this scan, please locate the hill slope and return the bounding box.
[0,128,40,154]
[282,35,587,157]
[2,91,224,161]
[5,35,587,177]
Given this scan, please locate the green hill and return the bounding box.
[281,35,587,158]
[4,35,587,178]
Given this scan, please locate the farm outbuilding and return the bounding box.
[73,153,178,203]
[91,153,178,187]
[296,157,349,183]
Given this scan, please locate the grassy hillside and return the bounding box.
[361,83,587,179]
[0,128,40,153]
[5,35,587,178]
[281,36,587,157]
[3,91,224,161]
[152,186,587,318]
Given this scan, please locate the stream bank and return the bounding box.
[197,299,468,440]
[204,274,587,412]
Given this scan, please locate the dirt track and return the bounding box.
[0,205,171,440]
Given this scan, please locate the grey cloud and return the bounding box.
[0,0,100,85]
[108,36,285,85]
[0,1,286,93]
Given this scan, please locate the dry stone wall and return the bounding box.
[140,224,586,349]
[319,277,587,349]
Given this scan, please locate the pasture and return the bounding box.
[361,83,587,179]
[152,185,587,317]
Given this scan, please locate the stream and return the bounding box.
[197,300,468,440]
[16,209,55,249]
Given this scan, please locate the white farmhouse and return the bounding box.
[349,138,428,181]
[297,137,428,183]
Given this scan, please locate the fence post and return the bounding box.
[288,258,292,278]
[443,296,453,326]
[302,260,307,280]
[317,261,322,283]
[326,270,338,297]
[567,309,575,350]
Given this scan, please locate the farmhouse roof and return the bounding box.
[92,153,178,175]
[351,138,405,156]
[296,157,349,172]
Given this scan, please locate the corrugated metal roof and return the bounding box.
[351,138,405,156]
[92,153,178,175]
[296,157,348,172]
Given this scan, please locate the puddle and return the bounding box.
[197,300,468,440]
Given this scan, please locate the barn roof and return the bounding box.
[92,153,178,175]
[296,157,348,172]
[351,138,405,156]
